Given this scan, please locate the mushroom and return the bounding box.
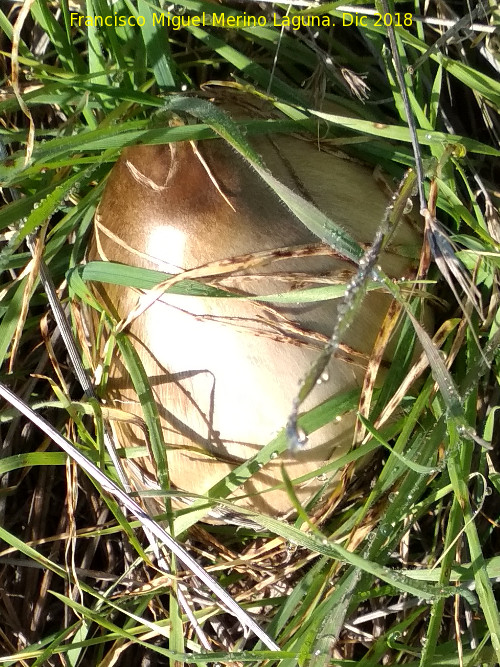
[86,97,421,523]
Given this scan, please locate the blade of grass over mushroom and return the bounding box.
[286,169,417,447]
[78,260,406,305]
[172,388,361,534]
[112,244,366,333]
[1,115,304,180]
[136,433,381,511]
[163,95,365,262]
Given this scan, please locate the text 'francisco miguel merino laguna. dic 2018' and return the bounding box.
[69,12,414,30]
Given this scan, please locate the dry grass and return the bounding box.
[1,1,499,665]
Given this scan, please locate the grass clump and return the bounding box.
[1,1,499,665]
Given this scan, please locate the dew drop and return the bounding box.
[296,427,308,448]
[403,198,413,214]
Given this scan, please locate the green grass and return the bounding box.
[1,0,499,665]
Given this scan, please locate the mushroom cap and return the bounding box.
[87,110,421,521]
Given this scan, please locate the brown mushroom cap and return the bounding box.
[87,105,421,521]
